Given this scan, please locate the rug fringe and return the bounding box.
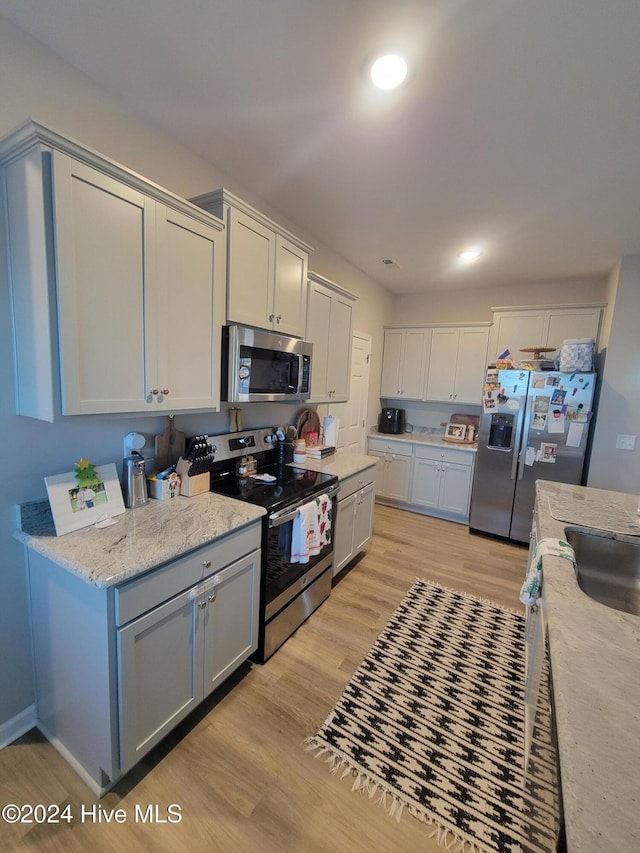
[305,736,488,850]
[415,577,524,616]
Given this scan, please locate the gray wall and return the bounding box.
[587,254,640,493]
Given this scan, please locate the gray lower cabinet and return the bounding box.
[333,466,376,576]
[27,522,261,793]
[117,549,259,774]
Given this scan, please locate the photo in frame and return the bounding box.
[444,422,468,442]
[45,462,126,536]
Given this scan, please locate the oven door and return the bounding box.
[264,487,338,621]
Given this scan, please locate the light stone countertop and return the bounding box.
[536,480,640,853]
[15,494,265,588]
[367,429,477,452]
[289,451,377,480]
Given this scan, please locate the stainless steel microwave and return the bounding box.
[222,325,312,403]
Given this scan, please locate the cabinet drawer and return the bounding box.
[339,465,377,501]
[367,437,413,456]
[115,522,262,626]
[414,445,474,466]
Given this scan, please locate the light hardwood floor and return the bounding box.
[0,505,528,853]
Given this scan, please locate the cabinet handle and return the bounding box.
[269,313,275,322]
[198,601,207,609]
[203,559,212,570]
[208,592,216,603]
[276,314,282,322]
[162,389,169,396]
[149,389,159,395]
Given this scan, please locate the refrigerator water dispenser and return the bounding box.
[488,414,514,450]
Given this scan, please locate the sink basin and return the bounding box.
[565,529,640,616]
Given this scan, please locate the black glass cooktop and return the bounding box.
[210,464,337,514]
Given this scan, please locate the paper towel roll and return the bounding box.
[323,416,338,447]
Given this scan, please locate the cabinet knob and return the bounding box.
[208,592,216,603]
[149,389,159,395]
[198,601,207,609]
[276,314,282,322]
[269,313,275,322]
[203,559,212,569]
[162,389,169,396]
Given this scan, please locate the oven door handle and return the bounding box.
[268,484,340,528]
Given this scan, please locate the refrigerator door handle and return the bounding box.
[510,395,528,481]
[517,403,533,481]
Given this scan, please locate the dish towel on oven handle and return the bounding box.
[291,494,332,564]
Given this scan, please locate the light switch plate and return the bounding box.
[615,434,637,451]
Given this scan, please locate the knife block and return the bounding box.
[176,458,210,497]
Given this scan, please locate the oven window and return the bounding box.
[265,514,331,605]
[240,345,299,394]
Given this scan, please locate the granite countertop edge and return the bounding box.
[15,493,266,589]
[536,480,640,853]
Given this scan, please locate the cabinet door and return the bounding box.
[402,329,429,399]
[453,327,489,403]
[410,456,441,508]
[326,295,353,400]
[543,307,602,351]
[427,328,459,401]
[488,311,546,365]
[52,152,154,414]
[306,282,331,401]
[274,236,308,337]
[385,454,412,502]
[155,205,224,410]
[226,207,275,329]
[353,483,375,553]
[117,588,203,773]
[202,551,260,697]
[334,493,357,576]
[380,330,404,397]
[439,462,473,516]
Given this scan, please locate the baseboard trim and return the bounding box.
[0,704,37,749]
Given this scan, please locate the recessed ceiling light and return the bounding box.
[370,54,408,90]
[457,247,483,263]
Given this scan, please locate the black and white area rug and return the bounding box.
[306,581,559,853]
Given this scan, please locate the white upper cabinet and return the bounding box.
[0,121,225,420]
[488,304,604,364]
[380,327,431,400]
[426,325,490,404]
[306,272,356,403]
[192,189,313,338]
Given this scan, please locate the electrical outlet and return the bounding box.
[615,434,637,451]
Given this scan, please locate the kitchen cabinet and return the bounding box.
[306,272,356,402]
[523,516,546,772]
[410,445,475,522]
[488,304,604,365]
[333,465,376,576]
[118,548,259,773]
[0,121,225,420]
[426,325,490,404]
[380,327,431,400]
[191,188,313,338]
[26,520,261,793]
[367,437,413,503]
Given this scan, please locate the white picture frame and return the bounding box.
[45,462,126,536]
[444,422,467,442]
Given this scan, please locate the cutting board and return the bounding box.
[296,408,321,443]
[154,415,186,472]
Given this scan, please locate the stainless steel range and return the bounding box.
[205,429,339,661]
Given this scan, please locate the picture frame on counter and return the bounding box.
[444,423,468,442]
[45,462,126,536]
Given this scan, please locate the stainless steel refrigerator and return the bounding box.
[469,368,596,543]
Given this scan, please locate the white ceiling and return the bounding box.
[2,0,640,294]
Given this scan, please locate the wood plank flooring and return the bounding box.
[0,505,528,853]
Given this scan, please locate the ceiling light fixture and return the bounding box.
[370,54,408,90]
[457,247,483,263]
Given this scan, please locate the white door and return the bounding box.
[329,332,371,453]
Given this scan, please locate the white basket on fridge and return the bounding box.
[557,338,595,372]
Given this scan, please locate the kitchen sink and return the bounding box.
[565,529,640,616]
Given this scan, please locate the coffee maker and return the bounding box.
[378,407,406,434]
